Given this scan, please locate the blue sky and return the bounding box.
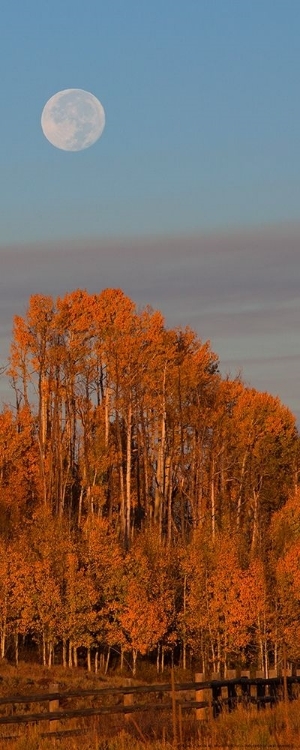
[0,1,300,420]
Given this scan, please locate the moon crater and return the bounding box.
[41,89,105,151]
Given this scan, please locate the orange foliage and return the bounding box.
[0,288,298,673]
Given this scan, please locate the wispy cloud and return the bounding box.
[0,223,300,419]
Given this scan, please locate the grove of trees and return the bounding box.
[0,288,299,675]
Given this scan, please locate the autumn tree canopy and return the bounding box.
[0,288,299,675]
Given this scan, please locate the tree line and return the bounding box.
[0,288,299,674]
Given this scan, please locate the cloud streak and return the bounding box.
[0,223,300,420]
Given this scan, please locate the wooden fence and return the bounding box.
[0,670,299,740]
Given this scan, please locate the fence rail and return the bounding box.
[0,671,299,738]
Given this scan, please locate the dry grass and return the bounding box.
[0,662,299,749]
[0,658,137,693]
[191,699,300,749]
[1,704,300,750]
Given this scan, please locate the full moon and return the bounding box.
[41,89,105,151]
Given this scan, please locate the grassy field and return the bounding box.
[0,661,299,749]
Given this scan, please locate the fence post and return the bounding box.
[49,682,59,733]
[171,667,178,748]
[255,670,265,710]
[221,675,228,713]
[295,668,300,700]
[211,672,221,718]
[227,669,237,712]
[283,644,288,705]
[123,678,133,722]
[281,650,292,702]
[267,668,277,708]
[195,672,208,721]
[241,669,250,708]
